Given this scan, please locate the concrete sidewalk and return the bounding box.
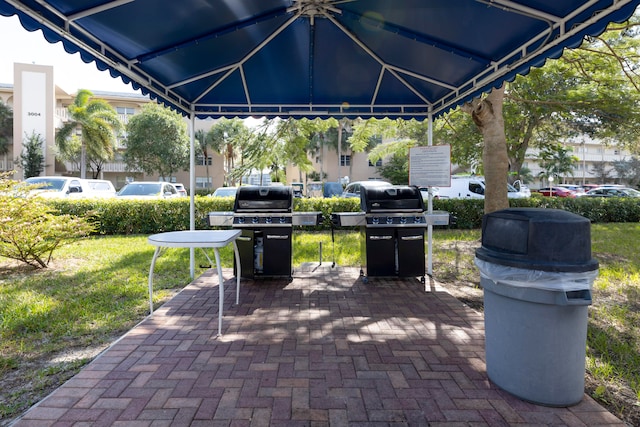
[13,266,623,426]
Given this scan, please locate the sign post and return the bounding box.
[409,145,451,277]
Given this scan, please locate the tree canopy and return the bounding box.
[55,89,122,179]
[123,103,190,179]
[17,131,45,178]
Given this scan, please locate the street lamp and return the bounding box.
[549,175,554,196]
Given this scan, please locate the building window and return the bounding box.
[196,177,212,189]
[116,107,135,115]
[340,155,351,166]
[196,155,212,166]
[368,159,382,167]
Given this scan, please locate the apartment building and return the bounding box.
[523,136,631,188]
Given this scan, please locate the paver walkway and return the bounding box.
[13,266,623,426]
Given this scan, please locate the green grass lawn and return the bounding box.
[0,226,638,424]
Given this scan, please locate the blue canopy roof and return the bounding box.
[2,0,639,119]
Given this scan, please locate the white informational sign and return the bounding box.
[409,145,451,187]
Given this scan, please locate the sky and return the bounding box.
[0,14,138,94]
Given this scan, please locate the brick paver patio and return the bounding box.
[13,266,623,426]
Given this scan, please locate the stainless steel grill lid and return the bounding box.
[360,185,425,213]
[233,186,293,213]
[209,185,321,227]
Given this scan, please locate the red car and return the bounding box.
[536,187,576,198]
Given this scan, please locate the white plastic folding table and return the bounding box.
[147,229,242,336]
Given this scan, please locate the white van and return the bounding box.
[438,176,527,199]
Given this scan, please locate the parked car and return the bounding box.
[173,183,188,197]
[341,180,391,198]
[581,184,600,191]
[512,180,531,197]
[84,179,117,198]
[291,182,304,198]
[24,176,91,199]
[307,181,343,198]
[323,182,343,198]
[536,187,577,198]
[116,181,180,199]
[556,184,585,196]
[210,187,238,198]
[584,187,640,198]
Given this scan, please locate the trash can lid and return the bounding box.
[475,208,599,272]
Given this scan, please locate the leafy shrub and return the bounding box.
[0,175,95,268]
[47,194,640,235]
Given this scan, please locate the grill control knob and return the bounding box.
[265,217,273,224]
[252,216,259,224]
[400,216,407,224]
[415,216,423,223]
[372,217,380,224]
[279,217,287,224]
[386,216,393,224]
[237,217,245,224]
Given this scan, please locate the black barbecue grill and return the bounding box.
[332,184,449,283]
[208,186,321,279]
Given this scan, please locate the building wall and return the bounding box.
[286,147,383,186]
[523,136,631,188]
[11,63,56,179]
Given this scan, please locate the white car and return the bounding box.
[210,187,238,198]
[116,181,180,199]
[341,180,392,198]
[84,179,117,198]
[24,176,90,199]
[173,183,188,197]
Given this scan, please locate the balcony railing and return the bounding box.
[63,161,138,173]
[55,109,131,125]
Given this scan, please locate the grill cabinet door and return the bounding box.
[263,229,292,276]
[365,228,396,276]
[396,228,425,277]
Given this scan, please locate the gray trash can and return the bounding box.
[475,208,599,407]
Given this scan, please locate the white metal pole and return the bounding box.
[427,109,434,277]
[337,120,342,183]
[189,113,196,279]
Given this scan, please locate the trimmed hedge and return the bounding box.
[49,195,640,235]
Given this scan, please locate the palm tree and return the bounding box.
[55,89,122,179]
[195,129,212,189]
[0,99,12,156]
[537,143,579,183]
[207,118,247,186]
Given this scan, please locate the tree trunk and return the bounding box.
[463,86,509,214]
[80,142,87,179]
